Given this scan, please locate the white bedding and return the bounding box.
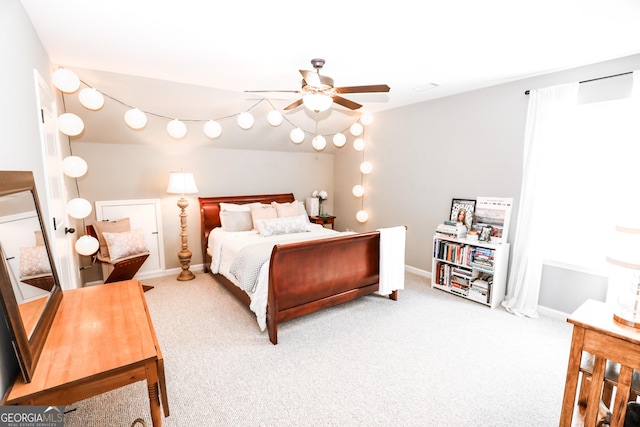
[207,224,353,331]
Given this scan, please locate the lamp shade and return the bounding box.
[167,172,198,195]
[303,94,333,112]
[606,226,640,270]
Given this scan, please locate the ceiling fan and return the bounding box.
[245,58,390,111]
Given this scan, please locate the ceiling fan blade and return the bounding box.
[284,98,304,111]
[335,84,390,94]
[332,95,362,110]
[299,70,322,87]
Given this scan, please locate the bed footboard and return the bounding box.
[267,231,392,344]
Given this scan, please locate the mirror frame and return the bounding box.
[0,171,63,383]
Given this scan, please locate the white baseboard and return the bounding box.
[84,263,205,286]
[405,265,431,279]
[537,305,569,321]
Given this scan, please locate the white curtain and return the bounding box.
[501,83,579,317]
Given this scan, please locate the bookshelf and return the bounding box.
[431,235,509,308]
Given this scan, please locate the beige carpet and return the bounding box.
[63,271,573,427]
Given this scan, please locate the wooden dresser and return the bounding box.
[2,280,169,426]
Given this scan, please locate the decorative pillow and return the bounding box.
[19,246,51,277]
[254,215,311,237]
[220,210,253,232]
[250,205,277,225]
[92,218,131,258]
[102,229,149,262]
[272,200,299,218]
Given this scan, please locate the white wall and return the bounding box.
[0,0,54,398]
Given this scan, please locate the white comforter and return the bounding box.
[207,225,353,331]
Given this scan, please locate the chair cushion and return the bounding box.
[92,218,131,258]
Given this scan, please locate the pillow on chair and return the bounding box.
[92,218,131,259]
[102,229,149,262]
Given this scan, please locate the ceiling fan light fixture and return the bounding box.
[303,94,333,112]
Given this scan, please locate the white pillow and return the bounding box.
[254,215,311,237]
[102,229,149,261]
[19,246,51,277]
[220,202,262,212]
[250,205,278,225]
[220,210,253,232]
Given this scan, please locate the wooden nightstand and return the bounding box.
[309,215,336,229]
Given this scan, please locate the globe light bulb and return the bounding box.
[356,210,369,223]
[124,108,147,129]
[237,112,254,129]
[75,235,99,256]
[167,119,187,139]
[67,198,92,219]
[333,133,346,148]
[360,161,373,174]
[58,113,85,136]
[203,120,222,139]
[62,156,88,178]
[360,112,374,125]
[52,68,80,93]
[78,88,105,110]
[350,122,363,136]
[267,110,283,126]
[352,185,365,198]
[312,135,327,151]
[353,138,365,151]
[290,128,305,144]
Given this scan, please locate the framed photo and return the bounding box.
[479,225,493,242]
[474,197,513,244]
[450,198,475,230]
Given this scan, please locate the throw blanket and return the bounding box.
[229,242,275,292]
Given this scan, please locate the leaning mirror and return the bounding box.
[0,171,63,383]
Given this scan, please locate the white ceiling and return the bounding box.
[18,0,640,150]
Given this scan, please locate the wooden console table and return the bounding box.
[2,280,169,426]
[560,299,640,427]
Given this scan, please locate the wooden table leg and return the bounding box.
[560,326,585,427]
[147,381,161,427]
[584,355,606,425]
[610,366,633,427]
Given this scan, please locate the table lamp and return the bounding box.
[606,225,640,328]
[166,172,198,281]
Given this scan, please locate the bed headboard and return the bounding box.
[198,193,295,271]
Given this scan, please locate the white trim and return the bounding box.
[537,304,569,322]
[543,259,608,278]
[405,264,430,279]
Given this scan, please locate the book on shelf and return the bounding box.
[435,223,467,239]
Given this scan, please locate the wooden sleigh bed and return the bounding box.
[199,193,399,344]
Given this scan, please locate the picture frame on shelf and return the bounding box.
[450,198,476,230]
[479,225,493,242]
[474,197,513,244]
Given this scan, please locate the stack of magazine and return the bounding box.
[435,220,467,239]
